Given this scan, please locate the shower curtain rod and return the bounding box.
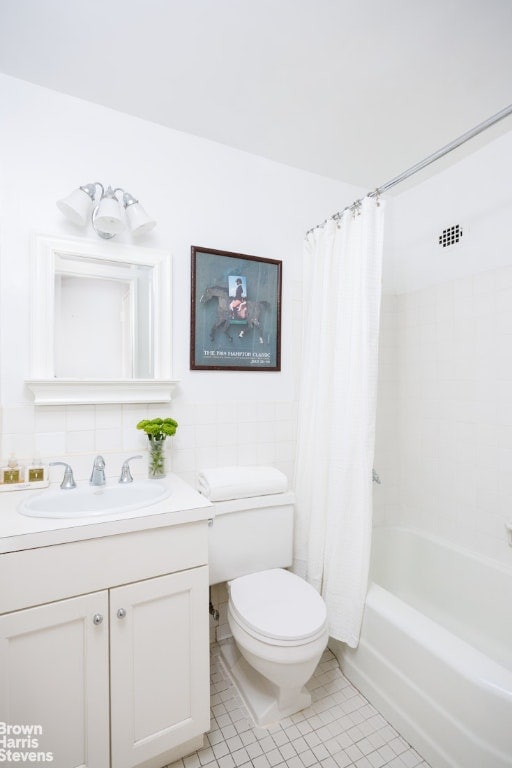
[307,102,512,235]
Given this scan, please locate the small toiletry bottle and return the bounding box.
[2,454,24,484]
[28,455,47,483]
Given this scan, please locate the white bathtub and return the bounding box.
[337,526,512,768]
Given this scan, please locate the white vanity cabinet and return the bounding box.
[110,567,209,768]
[0,517,210,768]
[0,590,111,767]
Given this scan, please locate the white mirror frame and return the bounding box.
[26,234,178,405]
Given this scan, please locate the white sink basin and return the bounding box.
[19,480,171,519]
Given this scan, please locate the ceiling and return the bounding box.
[1,0,512,188]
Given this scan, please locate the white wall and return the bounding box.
[0,74,361,487]
[4,74,511,567]
[382,130,512,295]
[374,128,512,565]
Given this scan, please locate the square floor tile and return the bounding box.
[165,645,430,768]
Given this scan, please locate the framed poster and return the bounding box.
[190,246,282,371]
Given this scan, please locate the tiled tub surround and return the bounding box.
[346,265,512,767]
[373,265,512,566]
[0,400,296,489]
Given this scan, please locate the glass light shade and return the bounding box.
[56,187,94,226]
[94,195,124,236]
[125,202,157,236]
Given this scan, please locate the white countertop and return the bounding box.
[0,474,213,554]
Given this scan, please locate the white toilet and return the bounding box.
[208,490,328,726]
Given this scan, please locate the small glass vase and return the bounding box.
[147,436,166,479]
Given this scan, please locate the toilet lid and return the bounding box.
[229,568,327,642]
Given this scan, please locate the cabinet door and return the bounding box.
[0,591,110,768]
[110,566,210,768]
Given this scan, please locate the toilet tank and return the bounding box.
[208,491,295,585]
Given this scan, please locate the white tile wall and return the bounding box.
[0,399,297,488]
[374,266,512,566]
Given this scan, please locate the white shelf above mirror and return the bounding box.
[26,234,178,405]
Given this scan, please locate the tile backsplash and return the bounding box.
[0,400,297,489]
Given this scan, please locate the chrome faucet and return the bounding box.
[50,461,76,489]
[118,455,142,484]
[90,455,106,486]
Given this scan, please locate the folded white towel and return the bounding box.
[198,465,288,501]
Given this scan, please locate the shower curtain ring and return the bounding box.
[351,200,362,217]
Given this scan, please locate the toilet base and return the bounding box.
[219,638,312,727]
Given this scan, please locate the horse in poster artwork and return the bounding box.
[199,285,268,344]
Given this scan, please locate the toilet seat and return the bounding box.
[229,568,327,644]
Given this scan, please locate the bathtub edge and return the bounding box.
[329,636,454,768]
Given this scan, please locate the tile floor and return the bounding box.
[167,644,430,768]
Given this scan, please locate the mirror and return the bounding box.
[26,235,176,405]
[54,254,153,379]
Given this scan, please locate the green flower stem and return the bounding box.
[148,436,166,479]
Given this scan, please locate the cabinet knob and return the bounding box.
[93,613,103,625]
[117,608,127,619]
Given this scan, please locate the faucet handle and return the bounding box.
[119,455,142,484]
[50,461,77,489]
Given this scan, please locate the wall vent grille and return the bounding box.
[439,224,463,248]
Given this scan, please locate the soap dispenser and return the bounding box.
[2,454,24,484]
[27,455,48,484]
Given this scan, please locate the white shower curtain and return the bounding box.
[294,196,385,647]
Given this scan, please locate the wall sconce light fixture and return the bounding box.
[57,182,156,239]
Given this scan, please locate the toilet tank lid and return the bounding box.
[212,490,295,518]
[229,568,327,642]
